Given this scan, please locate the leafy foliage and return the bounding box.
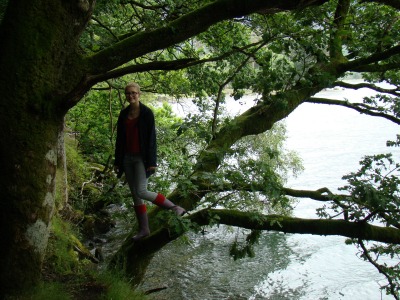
[67,89,121,164]
[68,2,400,294]
[318,153,400,297]
[317,153,400,224]
[358,240,400,298]
[229,229,261,260]
[210,122,302,214]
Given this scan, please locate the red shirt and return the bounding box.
[125,117,141,154]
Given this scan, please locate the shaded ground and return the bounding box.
[41,263,108,300]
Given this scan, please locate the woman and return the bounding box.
[114,82,186,241]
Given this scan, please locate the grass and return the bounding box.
[17,215,149,300]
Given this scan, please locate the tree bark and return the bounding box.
[0,0,94,295]
[193,209,400,244]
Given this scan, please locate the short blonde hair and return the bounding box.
[125,82,141,92]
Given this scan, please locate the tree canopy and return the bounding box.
[1,0,400,298]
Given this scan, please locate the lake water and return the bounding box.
[141,83,400,299]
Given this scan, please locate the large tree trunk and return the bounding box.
[0,108,61,293]
[0,0,94,295]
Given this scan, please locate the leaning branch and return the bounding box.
[282,187,335,201]
[334,81,400,97]
[305,97,400,125]
[191,209,400,244]
[114,208,400,264]
[341,44,400,72]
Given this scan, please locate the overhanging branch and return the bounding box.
[341,44,400,72]
[191,209,400,244]
[109,205,400,279]
[305,97,400,125]
[282,187,334,201]
[334,81,400,97]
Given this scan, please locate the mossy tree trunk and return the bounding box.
[0,0,94,295]
[56,119,68,211]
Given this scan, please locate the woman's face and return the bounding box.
[125,86,140,105]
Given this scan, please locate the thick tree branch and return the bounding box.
[305,97,400,125]
[329,0,350,60]
[110,207,400,282]
[192,209,400,244]
[348,62,400,73]
[340,44,400,73]
[168,88,317,209]
[117,208,400,261]
[282,187,334,201]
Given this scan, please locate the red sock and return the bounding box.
[134,204,147,214]
[153,193,166,206]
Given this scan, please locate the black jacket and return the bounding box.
[114,102,157,178]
